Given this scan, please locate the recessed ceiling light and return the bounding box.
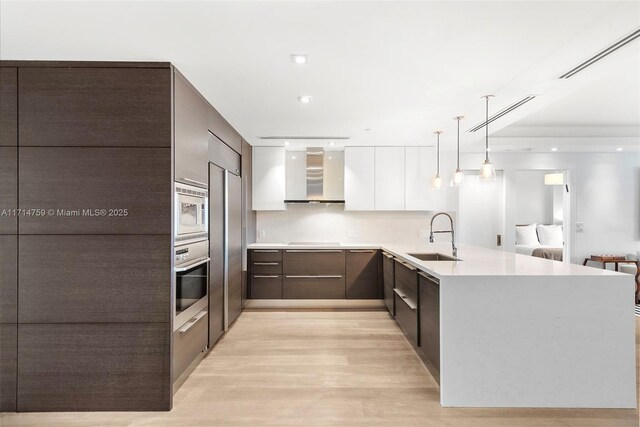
[364,128,372,131]
[290,54,309,64]
[616,147,623,151]
[551,147,558,152]
[328,141,336,146]
[298,96,312,104]
[284,141,290,146]
[291,155,296,160]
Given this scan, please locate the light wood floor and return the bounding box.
[2,311,639,426]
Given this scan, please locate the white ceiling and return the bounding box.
[1,1,639,152]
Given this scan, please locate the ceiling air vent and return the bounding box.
[559,28,640,79]
[467,96,536,133]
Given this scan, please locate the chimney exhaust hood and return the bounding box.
[284,147,345,204]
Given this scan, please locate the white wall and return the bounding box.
[515,170,553,225]
[256,204,455,245]
[458,151,640,263]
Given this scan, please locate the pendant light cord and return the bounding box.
[485,96,489,162]
[436,132,440,175]
[456,118,460,169]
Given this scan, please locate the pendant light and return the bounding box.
[479,95,496,182]
[452,116,464,185]
[432,131,443,189]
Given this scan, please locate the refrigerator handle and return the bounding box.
[223,169,229,332]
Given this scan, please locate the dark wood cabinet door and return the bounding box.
[0,323,17,412]
[18,67,171,147]
[0,147,17,234]
[395,293,418,346]
[394,259,418,303]
[227,173,243,326]
[17,323,170,412]
[419,273,440,377]
[174,72,209,186]
[208,107,242,154]
[0,235,17,323]
[173,313,208,382]
[250,275,282,299]
[209,164,225,346]
[283,276,346,299]
[283,250,346,275]
[0,67,17,147]
[18,147,171,234]
[19,235,170,323]
[382,252,395,315]
[346,249,379,299]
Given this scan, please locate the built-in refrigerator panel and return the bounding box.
[208,164,225,346]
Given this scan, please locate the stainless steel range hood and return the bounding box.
[284,147,345,204]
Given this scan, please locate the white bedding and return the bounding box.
[515,244,559,256]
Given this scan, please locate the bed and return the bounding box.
[516,224,563,261]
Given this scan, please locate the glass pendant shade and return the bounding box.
[432,175,442,189]
[452,169,465,185]
[479,160,496,181]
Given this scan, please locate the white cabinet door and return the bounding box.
[374,147,405,210]
[252,147,285,210]
[405,147,435,211]
[344,147,374,210]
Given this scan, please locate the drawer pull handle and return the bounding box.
[418,271,439,285]
[398,261,417,271]
[349,250,375,253]
[178,310,207,333]
[254,262,279,266]
[253,250,279,253]
[253,275,279,278]
[285,275,343,279]
[285,250,342,253]
[382,252,394,259]
[393,288,417,310]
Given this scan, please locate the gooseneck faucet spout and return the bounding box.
[429,212,457,258]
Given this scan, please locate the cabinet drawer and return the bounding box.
[173,310,208,382]
[250,261,282,275]
[283,275,346,299]
[250,249,282,262]
[250,275,282,299]
[395,291,418,346]
[394,259,418,303]
[283,250,345,275]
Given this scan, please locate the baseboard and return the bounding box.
[244,299,386,310]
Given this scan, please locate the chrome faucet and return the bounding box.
[429,212,457,258]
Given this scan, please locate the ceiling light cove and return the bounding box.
[298,96,312,104]
[290,54,309,64]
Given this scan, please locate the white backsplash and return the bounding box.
[256,204,456,245]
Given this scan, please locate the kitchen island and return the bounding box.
[248,242,637,409]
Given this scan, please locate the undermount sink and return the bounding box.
[407,252,459,261]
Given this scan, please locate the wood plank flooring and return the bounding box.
[1,310,638,426]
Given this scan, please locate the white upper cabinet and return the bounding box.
[344,147,375,210]
[405,146,436,210]
[252,147,286,210]
[374,147,405,210]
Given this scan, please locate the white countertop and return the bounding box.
[248,242,623,279]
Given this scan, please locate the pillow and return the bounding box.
[537,224,563,246]
[516,224,539,245]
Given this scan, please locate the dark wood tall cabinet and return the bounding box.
[0,60,253,412]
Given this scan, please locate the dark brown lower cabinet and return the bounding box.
[382,252,395,315]
[18,235,170,324]
[0,235,17,323]
[345,249,379,299]
[283,250,345,275]
[394,291,418,346]
[17,323,170,412]
[283,276,346,299]
[172,313,208,383]
[250,275,282,299]
[0,323,17,411]
[419,272,440,379]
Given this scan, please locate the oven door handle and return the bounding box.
[175,257,210,272]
